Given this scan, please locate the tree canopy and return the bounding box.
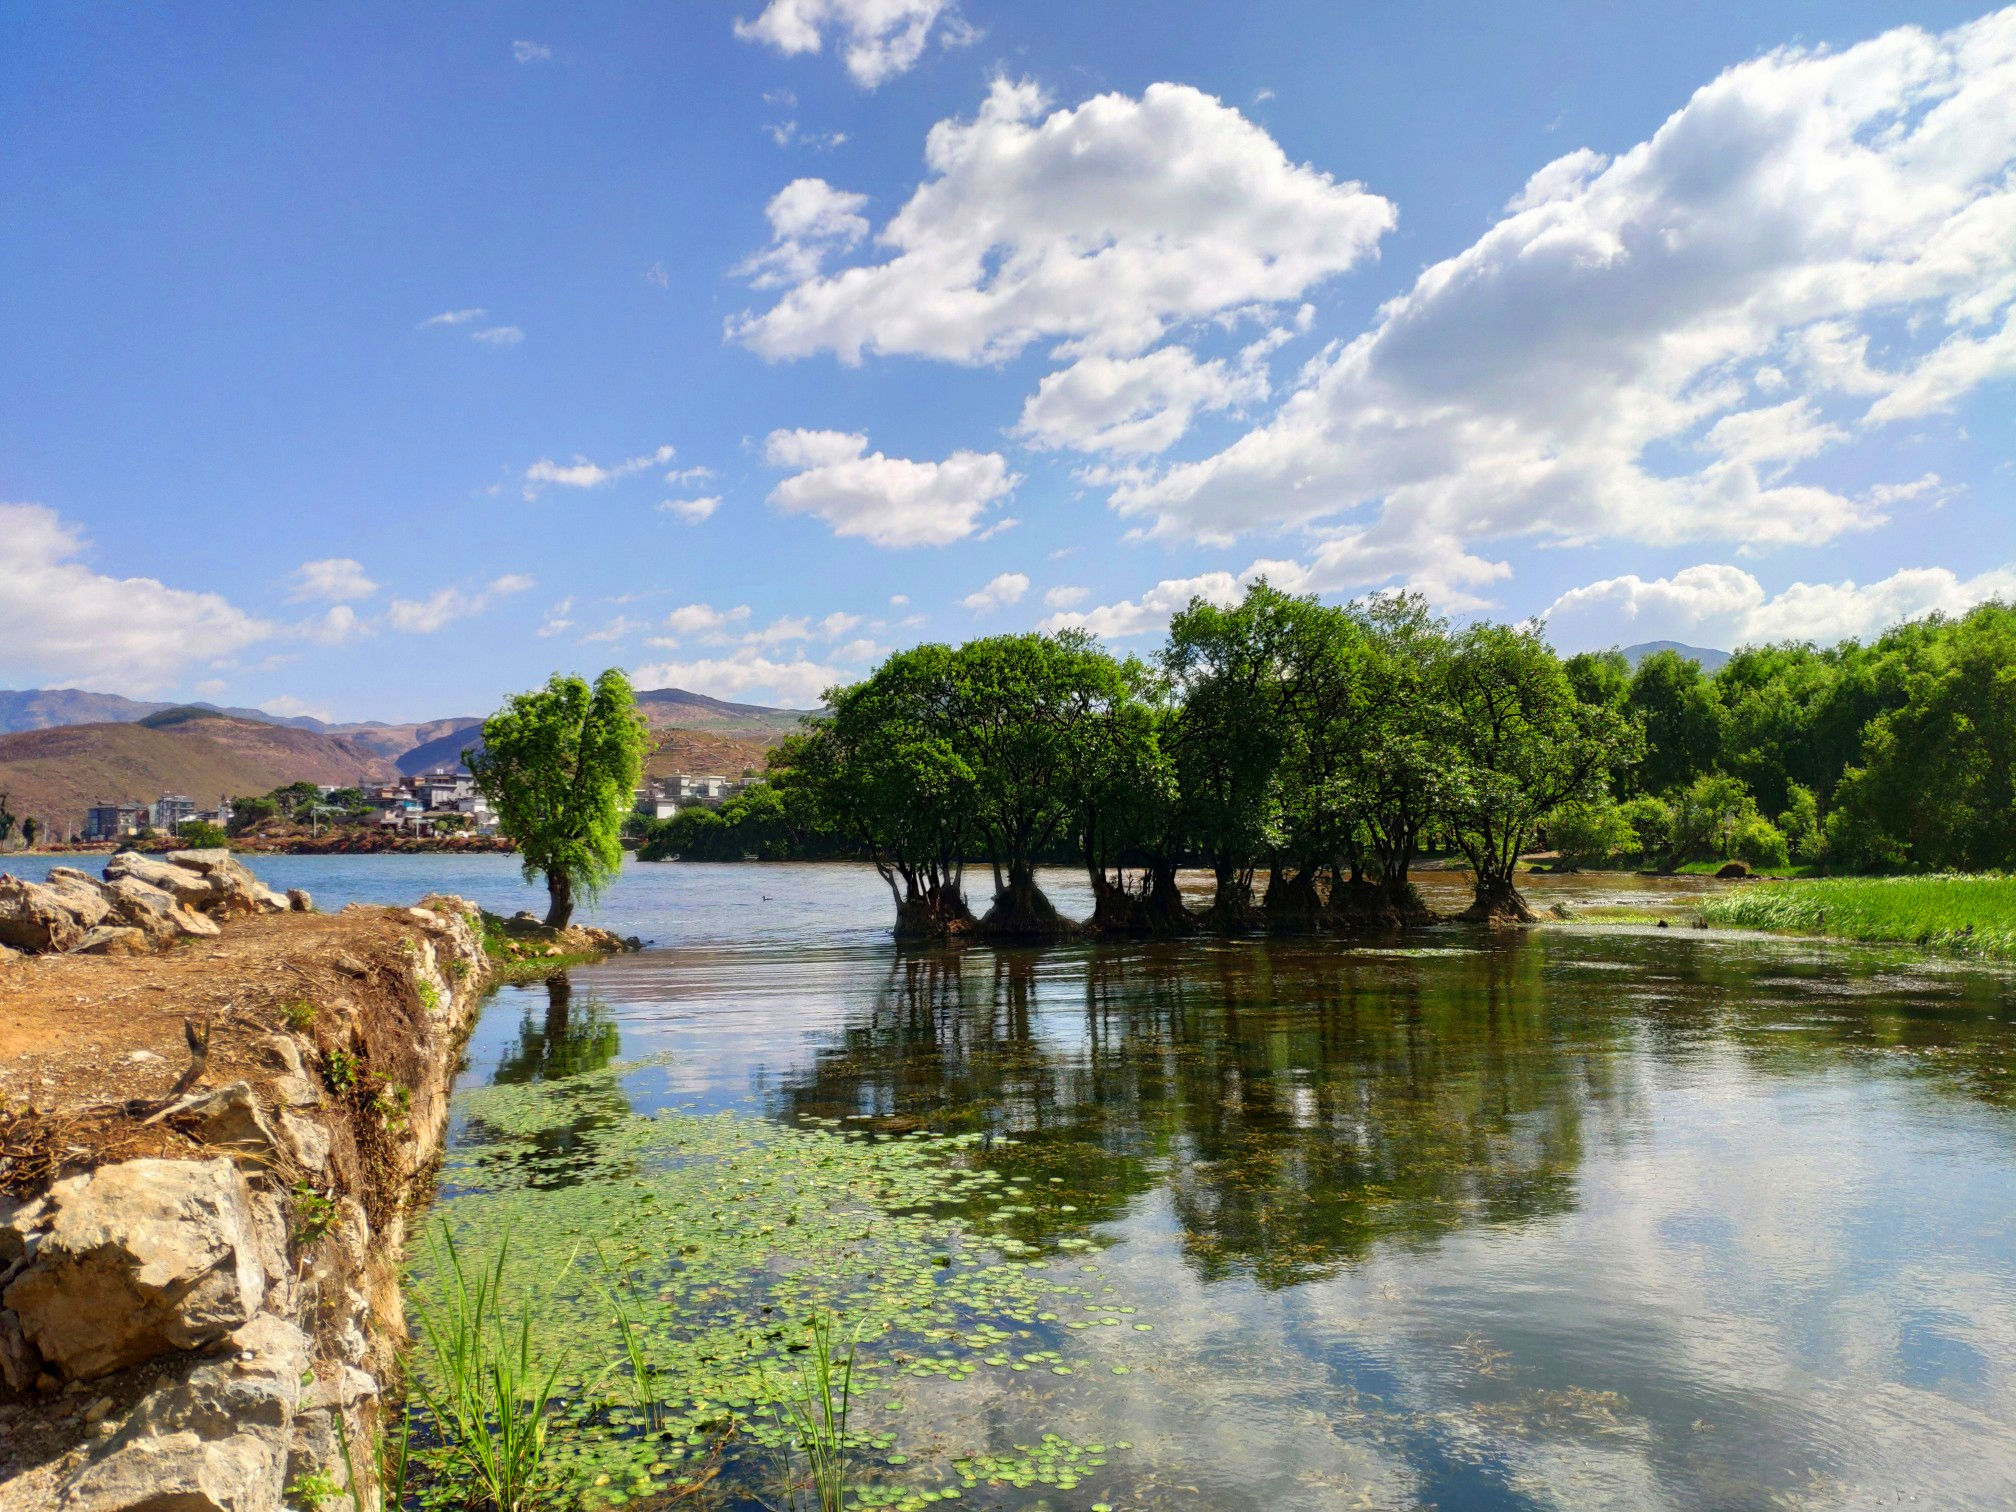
[469,669,649,928]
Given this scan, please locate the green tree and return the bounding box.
[1777,783,1823,862]
[943,631,1130,936]
[19,815,40,850]
[0,792,13,849]
[468,669,649,928]
[1627,649,1724,794]
[1442,623,1638,920]
[1618,794,1673,862]
[1826,603,2016,870]
[770,648,977,938]
[1340,593,1455,920]
[177,819,229,849]
[1162,584,1299,926]
[1667,773,1758,863]
[1547,798,1638,867]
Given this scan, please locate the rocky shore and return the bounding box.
[0,865,633,1511]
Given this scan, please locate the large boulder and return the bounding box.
[56,1314,307,1512]
[71,925,150,956]
[164,851,289,917]
[3,1158,267,1379]
[103,852,216,910]
[0,873,111,953]
[101,873,222,943]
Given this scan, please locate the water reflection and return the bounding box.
[433,889,2016,1509]
[453,974,633,1190]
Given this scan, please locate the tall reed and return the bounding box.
[408,1229,564,1512]
[781,1312,857,1512]
[591,1240,663,1433]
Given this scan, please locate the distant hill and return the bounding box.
[0,685,813,807]
[0,716,396,836]
[402,691,811,777]
[1620,640,1731,673]
[634,687,813,738]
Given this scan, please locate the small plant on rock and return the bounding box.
[292,1183,338,1245]
[281,999,316,1031]
[325,1048,359,1092]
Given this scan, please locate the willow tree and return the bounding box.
[1442,624,1638,921]
[770,647,977,939]
[468,669,649,928]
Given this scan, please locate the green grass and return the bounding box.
[1699,874,2016,958]
[408,1229,566,1512]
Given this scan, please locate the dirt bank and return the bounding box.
[0,894,613,1511]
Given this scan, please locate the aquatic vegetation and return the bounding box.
[409,1065,1148,1508]
[1701,874,2016,957]
[780,1312,856,1512]
[407,1231,566,1512]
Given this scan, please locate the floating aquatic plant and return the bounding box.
[407,1064,1147,1507]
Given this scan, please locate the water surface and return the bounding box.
[46,855,2016,1508]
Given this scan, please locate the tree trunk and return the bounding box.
[894,878,976,941]
[1262,863,1325,931]
[979,860,1075,939]
[1204,859,1260,933]
[1461,874,1535,924]
[544,868,575,929]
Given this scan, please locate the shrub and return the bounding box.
[1733,816,1790,870]
[1547,799,1638,866]
[1617,795,1673,859]
[1777,783,1824,861]
[1668,774,1758,862]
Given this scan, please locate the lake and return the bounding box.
[30,854,2016,1507]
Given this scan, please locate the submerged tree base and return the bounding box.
[1461,880,1537,925]
[979,879,1079,940]
[893,890,979,942]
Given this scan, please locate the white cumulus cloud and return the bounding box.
[961,571,1029,613]
[386,574,535,634]
[1546,561,2016,650]
[732,0,968,88]
[1039,571,1243,639]
[662,603,753,640]
[512,39,551,63]
[762,428,1016,547]
[0,502,274,694]
[1108,12,2016,587]
[523,444,677,500]
[659,496,721,523]
[287,557,377,604]
[732,79,1394,366]
[632,648,852,707]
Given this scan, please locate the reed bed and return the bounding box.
[1700,874,2016,958]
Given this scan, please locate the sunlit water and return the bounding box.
[36,854,2016,1507]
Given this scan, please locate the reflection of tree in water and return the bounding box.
[776,937,1641,1285]
[491,973,623,1084]
[460,974,634,1189]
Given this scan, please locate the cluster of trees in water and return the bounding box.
[636,588,2016,938]
[651,584,1636,936]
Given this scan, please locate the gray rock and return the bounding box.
[3,1158,267,1379]
[277,1111,330,1173]
[0,874,111,953]
[101,873,222,943]
[164,851,289,916]
[180,1083,283,1165]
[70,925,151,956]
[285,888,313,913]
[57,1315,307,1512]
[102,851,214,909]
[0,1307,39,1392]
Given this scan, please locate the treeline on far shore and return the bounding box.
[632,586,2016,939]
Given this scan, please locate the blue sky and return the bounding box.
[3,1,2012,721]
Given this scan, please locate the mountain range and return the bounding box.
[1618,641,1732,672]
[0,685,813,835]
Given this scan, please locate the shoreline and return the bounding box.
[0,883,633,1510]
